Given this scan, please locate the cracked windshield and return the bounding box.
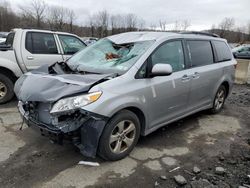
[67,38,154,74]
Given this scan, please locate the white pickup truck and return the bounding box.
[0,28,86,104]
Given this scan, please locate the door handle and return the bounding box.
[27,56,34,60]
[181,75,190,82]
[192,72,200,79]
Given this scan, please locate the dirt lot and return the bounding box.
[0,84,249,188]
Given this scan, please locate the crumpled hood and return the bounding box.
[14,70,112,102]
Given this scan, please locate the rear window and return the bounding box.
[187,40,214,67]
[213,41,232,62]
[5,32,15,47]
[25,32,58,54]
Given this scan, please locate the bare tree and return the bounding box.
[218,17,235,38]
[137,18,145,31]
[99,10,109,37]
[235,27,245,43]
[67,10,76,32]
[0,0,18,31]
[174,20,181,31]
[125,14,137,31]
[159,20,166,31]
[47,6,67,31]
[87,15,95,36]
[181,20,191,31]
[91,10,109,37]
[19,0,46,28]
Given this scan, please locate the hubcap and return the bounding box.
[109,120,136,154]
[0,81,7,99]
[215,89,225,110]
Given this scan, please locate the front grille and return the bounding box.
[23,102,53,125]
[23,102,38,120]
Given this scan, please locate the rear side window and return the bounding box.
[25,32,58,54]
[213,41,232,62]
[187,40,214,67]
[5,32,15,47]
[58,35,86,55]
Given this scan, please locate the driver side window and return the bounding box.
[151,41,185,72]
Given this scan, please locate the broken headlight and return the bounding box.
[50,91,102,114]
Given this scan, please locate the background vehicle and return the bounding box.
[232,44,250,59]
[15,32,236,161]
[81,37,98,45]
[0,28,86,104]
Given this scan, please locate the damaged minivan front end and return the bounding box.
[15,65,114,157]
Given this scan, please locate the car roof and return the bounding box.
[107,31,226,44]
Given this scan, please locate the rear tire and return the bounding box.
[98,110,140,161]
[0,74,14,104]
[210,85,226,114]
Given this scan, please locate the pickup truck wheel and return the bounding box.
[98,110,140,161]
[0,74,14,104]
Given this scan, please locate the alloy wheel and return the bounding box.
[0,81,7,99]
[214,89,225,110]
[109,120,136,154]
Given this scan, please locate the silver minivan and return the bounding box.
[15,32,236,160]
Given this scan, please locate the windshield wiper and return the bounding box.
[78,70,101,75]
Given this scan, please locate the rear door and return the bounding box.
[186,40,224,111]
[57,34,86,61]
[21,31,64,70]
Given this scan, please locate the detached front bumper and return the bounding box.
[18,101,108,158]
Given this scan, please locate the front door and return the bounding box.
[138,40,191,128]
[21,31,64,70]
[57,34,86,61]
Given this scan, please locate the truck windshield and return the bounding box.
[67,38,153,74]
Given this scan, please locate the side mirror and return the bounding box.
[151,64,173,77]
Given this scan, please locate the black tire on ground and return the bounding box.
[0,74,14,104]
[210,85,227,114]
[98,110,141,161]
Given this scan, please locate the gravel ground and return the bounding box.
[0,84,249,188]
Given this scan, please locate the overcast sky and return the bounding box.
[8,0,250,31]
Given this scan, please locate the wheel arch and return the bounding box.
[221,81,230,98]
[0,66,18,83]
[110,106,147,136]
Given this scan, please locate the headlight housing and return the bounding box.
[50,91,102,114]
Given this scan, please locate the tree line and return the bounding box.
[0,0,250,43]
[0,0,145,37]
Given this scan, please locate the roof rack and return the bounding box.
[180,31,220,38]
[21,27,59,32]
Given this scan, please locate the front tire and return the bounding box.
[98,110,141,161]
[210,85,226,114]
[0,74,14,104]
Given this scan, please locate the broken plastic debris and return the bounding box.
[169,166,180,172]
[78,161,100,166]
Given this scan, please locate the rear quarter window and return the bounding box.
[5,32,15,47]
[213,41,232,62]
